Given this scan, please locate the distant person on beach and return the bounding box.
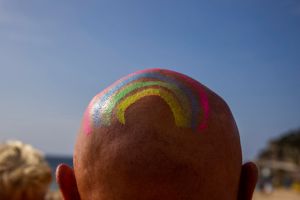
[56,68,258,200]
[0,140,52,200]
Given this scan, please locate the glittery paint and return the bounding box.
[83,69,210,135]
[171,71,210,131]
[92,71,199,127]
[198,87,210,130]
[100,81,191,126]
[116,87,189,127]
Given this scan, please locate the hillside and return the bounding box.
[258,128,300,165]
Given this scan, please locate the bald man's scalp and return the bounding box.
[74,69,242,200]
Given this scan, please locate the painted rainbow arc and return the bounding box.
[83,70,209,135]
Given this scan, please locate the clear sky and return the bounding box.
[0,0,299,160]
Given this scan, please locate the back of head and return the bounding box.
[0,141,52,200]
[73,69,243,200]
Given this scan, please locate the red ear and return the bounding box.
[238,162,258,200]
[56,164,81,200]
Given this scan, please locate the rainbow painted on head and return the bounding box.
[83,69,209,135]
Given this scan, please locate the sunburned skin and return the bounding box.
[56,68,258,200]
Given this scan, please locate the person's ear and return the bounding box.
[238,162,258,200]
[56,164,81,200]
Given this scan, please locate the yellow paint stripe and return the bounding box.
[116,88,189,127]
[102,81,192,126]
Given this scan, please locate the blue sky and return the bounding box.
[0,0,299,160]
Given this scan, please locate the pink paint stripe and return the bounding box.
[197,86,209,130]
[83,108,92,136]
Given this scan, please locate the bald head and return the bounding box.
[57,69,257,200]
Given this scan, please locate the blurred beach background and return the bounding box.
[0,0,299,199]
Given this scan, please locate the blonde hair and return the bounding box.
[0,141,52,200]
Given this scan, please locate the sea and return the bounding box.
[46,155,73,190]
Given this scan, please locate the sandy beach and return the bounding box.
[253,189,300,200]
